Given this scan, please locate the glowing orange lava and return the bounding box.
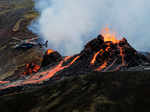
[22,56,80,85]
[91,49,105,65]
[46,49,54,55]
[0,27,129,90]
[101,27,120,44]
[91,51,100,65]
[90,27,126,71]
[0,56,81,90]
[119,46,125,66]
[23,63,41,75]
[0,81,10,84]
[95,61,107,71]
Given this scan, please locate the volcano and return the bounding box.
[0,28,150,92]
[1,1,150,111]
[40,27,149,75]
[0,28,150,112]
[67,34,149,72]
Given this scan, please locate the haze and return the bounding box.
[29,0,150,55]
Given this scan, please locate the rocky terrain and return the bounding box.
[1,71,150,112]
[0,0,42,80]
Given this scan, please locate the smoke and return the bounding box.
[29,0,150,55]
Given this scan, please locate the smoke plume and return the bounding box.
[29,0,150,55]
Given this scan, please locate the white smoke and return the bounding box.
[29,0,150,55]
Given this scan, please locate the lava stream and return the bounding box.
[0,81,10,84]
[118,46,125,66]
[0,56,81,90]
[91,51,100,65]
[95,61,107,71]
[101,27,119,44]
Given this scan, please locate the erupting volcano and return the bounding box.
[0,28,149,93]
[88,27,127,71]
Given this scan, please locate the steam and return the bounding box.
[29,0,150,55]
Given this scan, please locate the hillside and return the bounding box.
[0,71,150,112]
[0,0,42,80]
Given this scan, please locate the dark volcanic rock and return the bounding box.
[61,35,150,73]
[1,72,150,112]
[41,49,62,68]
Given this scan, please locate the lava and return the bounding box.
[91,51,100,65]
[22,56,80,85]
[118,46,125,66]
[23,63,40,75]
[0,81,10,84]
[93,27,126,71]
[46,49,54,55]
[95,61,107,71]
[0,56,81,90]
[69,56,80,65]
[91,49,105,65]
[0,27,145,92]
[101,27,119,44]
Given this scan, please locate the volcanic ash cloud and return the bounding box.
[29,0,150,55]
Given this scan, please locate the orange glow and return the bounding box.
[70,56,80,65]
[37,56,80,81]
[101,27,119,44]
[91,49,105,65]
[119,46,125,66]
[0,81,10,84]
[0,27,129,90]
[22,56,80,85]
[95,61,107,71]
[23,63,41,75]
[99,49,104,55]
[91,51,100,65]
[46,49,54,55]
[33,65,41,73]
[106,46,111,52]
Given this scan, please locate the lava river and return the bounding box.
[0,55,80,90]
[0,27,147,91]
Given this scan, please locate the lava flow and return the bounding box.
[95,61,107,71]
[90,27,126,71]
[23,63,41,75]
[0,55,80,90]
[46,49,55,55]
[23,56,79,85]
[0,27,149,92]
[101,27,120,43]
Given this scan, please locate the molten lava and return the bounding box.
[23,63,40,75]
[101,27,120,44]
[90,49,105,65]
[0,81,10,84]
[46,49,54,55]
[22,56,80,85]
[1,27,145,92]
[70,56,80,65]
[119,46,125,66]
[90,27,126,71]
[91,51,100,65]
[95,61,107,71]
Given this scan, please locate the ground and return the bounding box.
[1,71,150,112]
[0,0,42,80]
